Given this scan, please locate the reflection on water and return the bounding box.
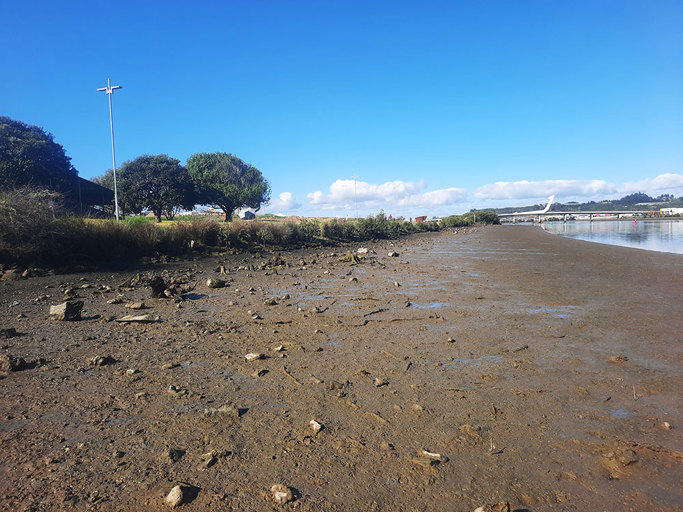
[541,219,683,254]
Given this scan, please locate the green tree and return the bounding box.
[0,116,78,198]
[118,155,195,222]
[186,152,270,221]
[92,169,115,190]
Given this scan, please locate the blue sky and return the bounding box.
[1,0,682,217]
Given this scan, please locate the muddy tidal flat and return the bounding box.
[1,226,681,511]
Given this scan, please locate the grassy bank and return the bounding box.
[0,188,498,267]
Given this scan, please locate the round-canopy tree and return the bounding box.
[186,152,270,221]
[118,154,195,222]
[0,116,78,195]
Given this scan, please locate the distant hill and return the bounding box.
[474,193,683,214]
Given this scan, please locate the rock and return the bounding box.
[49,301,83,321]
[206,278,226,289]
[374,377,389,387]
[90,355,115,366]
[357,248,368,254]
[203,403,239,418]
[161,362,180,370]
[342,253,360,264]
[393,281,400,287]
[273,345,285,352]
[473,503,511,512]
[270,484,293,505]
[388,251,399,257]
[107,296,125,304]
[165,485,186,508]
[418,449,448,462]
[168,384,189,398]
[264,297,278,306]
[0,328,17,338]
[116,314,158,323]
[164,448,185,462]
[125,302,146,310]
[1,270,20,280]
[309,419,324,433]
[245,353,265,362]
[608,355,629,363]
[149,276,167,298]
[252,369,268,378]
[0,354,27,373]
[348,277,358,283]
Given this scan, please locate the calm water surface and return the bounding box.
[539,219,683,254]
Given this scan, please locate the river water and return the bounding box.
[539,219,683,254]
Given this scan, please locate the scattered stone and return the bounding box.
[107,296,125,304]
[608,355,629,363]
[393,281,400,287]
[90,355,115,367]
[510,344,528,352]
[204,403,239,418]
[149,276,167,298]
[273,345,284,352]
[125,368,139,375]
[168,384,189,397]
[446,337,456,343]
[662,421,673,430]
[165,485,187,508]
[411,403,424,412]
[161,362,180,370]
[381,441,395,451]
[374,377,389,387]
[342,253,360,264]
[419,449,448,462]
[0,328,17,338]
[125,302,146,310]
[309,419,324,433]
[49,301,83,321]
[388,251,399,257]
[270,484,293,505]
[245,353,265,362]
[357,248,368,254]
[252,369,268,378]
[116,314,158,323]
[0,354,27,373]
[206,278,226,289]
[164,448,185,462]
[473,503,511,512]
[348,277,358,283]
[264,297,278,306]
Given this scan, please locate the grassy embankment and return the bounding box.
[0,188,497,267]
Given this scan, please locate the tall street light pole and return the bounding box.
[97,78,122,220]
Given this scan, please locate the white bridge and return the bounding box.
[499,196,650,222]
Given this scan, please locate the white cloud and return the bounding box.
[306,179,467,211]
[265,191,300,212]
[621,173,683,194]
[474,173,683,202]
[474,179,617,200]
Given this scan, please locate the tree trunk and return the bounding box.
[154,210,162,223]
[222,208,233,222]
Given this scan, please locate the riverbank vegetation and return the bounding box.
[0,187,501,267]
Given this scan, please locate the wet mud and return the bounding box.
[0,226,681,511]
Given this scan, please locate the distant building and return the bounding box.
[661,207,683,216]
[414,216,427,223]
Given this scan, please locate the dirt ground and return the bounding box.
[0,225,681,511]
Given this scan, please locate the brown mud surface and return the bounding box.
[1,226,681,511]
